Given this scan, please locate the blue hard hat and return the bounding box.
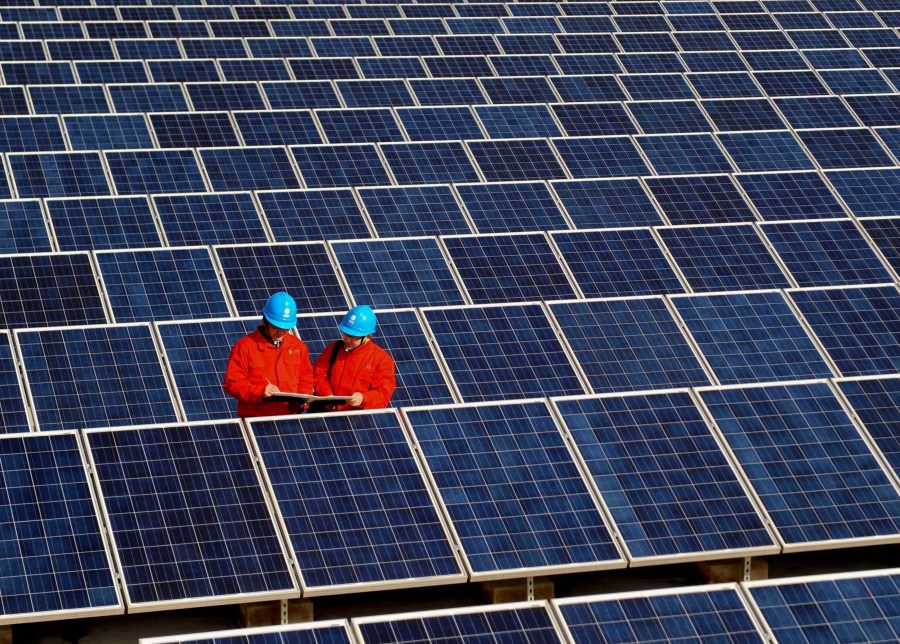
[263,292,297,329]
[339,305,376,337]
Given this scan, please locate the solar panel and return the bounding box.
[214,242,350,316]
[827,168,900,218]
[637,133,735,175]
[619,73,694,100]
[745,569,900,644]
[359,185,472,237]
[441,232,578,304]
[456,181,570,233]
[554,585,767,644]
[687,72,763,98]
[108,83,190,113]
[735,171,849,221]
[0,199,52,254]
[140,620,355,644]
[0,252,107,330]
[0,330,29,434]
[247,411,464,594]
[698,380,900,548]
[149,112,241,149]
[795,127,895,169]
[550,178,665,228]
[657,223,792,292]
[759,218,895,286]
[775,96,861,130]
[186,82,266,112]
[353,602,565,643]
[671,290,835,384]
[105,150,208,196]
[16,323,179,431]
[404,400,622,576]
[626,99,713,134]
[290,144,391,188]
[257,188,373,242]
[47,195,161,252]
[645,175,757,225]
[0,431,121,623]
[199,147,302,192]
[148,60,220,84]
[550,74,628,103]
[84,421,297,610]
[555,392,776,561]
[381,141,481,184]
[96,246,230,323]
[10,152,105,199]
[64,114,153,151]
[702,98,786,132]
[552,136,651,179]
[421,304,587,401]
[232,110,323,147]
[550,102,638,137]
[408,78,488,106]
[261,81,342,110]
[153,192,270,246]
[357,56,429,80]
[474,104,562,139]
[717,130,816,172]
[336,79,416,107]
[480,76,557,104]
[0,116,64,153]
[316,108,406,144]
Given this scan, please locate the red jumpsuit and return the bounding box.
[313,340,396,410]
[223,328,314,417]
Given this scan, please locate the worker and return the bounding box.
[223,291,313,417]
[312,305,396,411]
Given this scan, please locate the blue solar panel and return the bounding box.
[626,100,713,134]
[456,181,569,233]
[645,175,757,225]
[859,217,900,275]
[336,79,416,108]
[480,76,557,104]
[638,133,734,175]
[220,59,291,83]
[657,224,792,292]
[316,108,405,144]
[149,112,240,149]
[331,237,466,308]
[555,587,766,644]
[215,242,349,316]
[149,60,220,84]
[408,78,488,106]
[10,152,104,199]
[232,110,322,147]
[291,144,391,188]
[17,324,179,431]
[550,75,628,103]
[357,56,429,80]
[153,193,269,246]
[0,116,64,153]
[405,401,621,575]
[355,603,564,643]
[96,247,232,323]
[0,252,107,329]
[85,422,296,608]
[796,128,894,169]
[359,185,471,238]
[108,83,189,113]
[0,200,52,254]
[106,150,207,196]
[702,98,786,132]
[71,61,144,85]
[551,102,638,136]
[374,36,438,57]
[382,141,481,184]
[550,229,684,297]
[672,290,835,385]
[289,58,359,82]
[294,309,455,409]
[199,147,302,192]
[747,571,900,644]
[248,412,464,593]
[64,114,153,151]
[735,171,849,221]
[422,304,586,401]
[760,219,895,287]
[775,96,861,130]
[2,61,75,86]
[474,104,562,139]
[186,82,266,112]
[619,73,694,100]
[554,392,776,560]
[257,189,372,242]
[552,136,651,179]
[0,432,120,620]
[261,81,342,110]
[441,233,578,304]
[718,131,816,172]
[552,297,712,393]
[698,381,900,547]
[47,196,160,252]
[788,285,900,377]
[0,331,29,434]
[396,106,484,142]
[687,72,763,98]
[836,376,900,477]
[827,168,900,218]
[551,178,665,228]
[490,54,559,77]
[156,317,259,422]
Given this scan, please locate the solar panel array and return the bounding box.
[3,0,900,629]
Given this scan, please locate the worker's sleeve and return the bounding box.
[312,346,335,396]
[360,350,396,409]
[295,344,314,395]
[223,341,264,404]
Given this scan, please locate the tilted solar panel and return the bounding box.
[550,178,665,229]
[84,422,297,611]
[64,114,153,151]
[16,323,179,431]
[404,400,622,577]
[0,116,65,153]
[421,303,587,402]
[95,246,232,323]
[149,112,241,149]
[105,149,207,196]
[152,192,270,247]
[10,152,104,199]
[199,146,303,192]
[248,412,465,594]
[140,620,355,644]
[836,375,900,477]
[552,136,650,179]
[0,200,52,254]
[395,106,484,142]
[0,330,29,434]
[0,431,121,624]
[826,167,900,218]
[290,144,392,188]
[645,174,757,225]
[735,171,849,221]
[456,181,570,233]
[548,297,710,393]
[698,381,900,549]
[257,188,372,242]
[382,141,481,184]
[359,185,473,237]
[47,196,160,252]
[474,104,562,139]
[467,138,568,182]
[317,108,405,145]
[717,130,816,172]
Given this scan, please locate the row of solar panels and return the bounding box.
[138,569,900,644]
[4,281,900,431]
[1,390,898,623]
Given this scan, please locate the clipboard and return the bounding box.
[268,392,353,405]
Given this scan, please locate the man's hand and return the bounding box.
[349,392,364,407]
[263,380,280,399]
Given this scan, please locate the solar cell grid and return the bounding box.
[637,133,735,175]
[645,174,757,225]
[186,82,266,112]
[618,73,695,100]
[858,216,900,273]
[474,104,562,139]
[490,54,560,77]
[698,381,900,547]
[550,75,628,103]
[0,116,63,154]
[837,376,900,476]
[219,59,292,83]
[16,323,179,431]
[106,149,207,196]
[153,192,269,247]
[10,152,103,199]
[150,112,240,150]
[396,106,484,142]
[233,110,323,147]
[288,58,359,82]
[702,98,786,131]
[359,185,472,237]
[456,181,570,233]
[421,304,587,402]
[550,297,712,393]
[0,330,29,434]
[382,141,481,185]
[550,101,638,137]
[200,146,303,192]
[0,200,52,254]
[552,136,651,179]
[550,178,665,228]
[671,290,835,384]
[0,432,120,621]
[335,79,415,108]
[735,171,848,220]
[357,57,429,80]
[257,188,372,243]
[626,99,713,134]
[249,412,464,593]
[76,61,150,86]
[108,84,189,114]
[85,422,296,608]
[796,127,895,169]
[291,143,392,189]
[261,81,342,110]
[718,130,816,172]
[316,108,406,144]
[47,196,161,252]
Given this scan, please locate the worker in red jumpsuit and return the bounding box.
[312,305,396,411]
[223,291,314,417]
